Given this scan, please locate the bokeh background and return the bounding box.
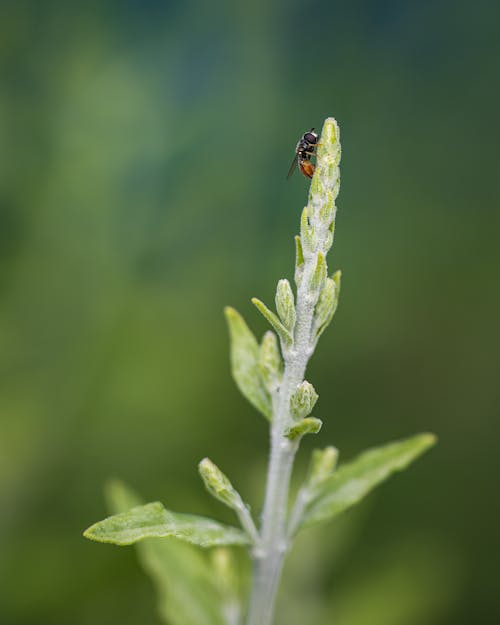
[1,1,499,624]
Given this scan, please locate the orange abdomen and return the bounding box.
[299,159,315,178]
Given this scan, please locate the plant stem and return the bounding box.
[245,118,340,625]
[245,253,320,625]
[235,501,261,545]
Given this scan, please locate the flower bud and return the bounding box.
[258,331,282,391]
[290,380,318,420]
[275,279,296,332]
[199,458,243,511]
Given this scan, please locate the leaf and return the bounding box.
[306,446,339,488]
[104,481,231,625]
[224,306,272,420]
[275,279,296,332]
[251,297,293,345]
[83,501,250,547]
[286,417,323,441]
[105,479,142,511]
[287,445,338,537]
[258,331,282,392]
[211,548,246,625]
[198,458,259,544]
[313,270,341,340]
[294,235,304,268]
[145,541,230,625]
[294,235,305,286]
[309,252,327,293]
[199,457,244,512]
[300,206,316,252]
[299,433,436,529]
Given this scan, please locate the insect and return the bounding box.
[287,128,319,179]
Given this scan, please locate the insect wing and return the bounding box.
[286,155,298,179]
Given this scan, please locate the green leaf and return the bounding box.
[104,482,231,625]
[318,189,335,225]
[224,306,272,420]
[294,235,304,267]
[251,297,293,345]
[105,478,142,511]
[300,206,316,252]
[199,457,244,512]
[286,417,323,440]
[287,446,339,538]
[275,279,296,332]
[300,433,436,529]
[258,330,282,392]
[211,548,246,623]
[83,501,250,547]
[199,458,259,543]
[313,270,341,340]
[309,251,327,293]
[145,542,230,625]
[307,446,338,488]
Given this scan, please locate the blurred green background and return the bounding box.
[1,0,499,624]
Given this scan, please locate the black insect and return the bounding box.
[287,128,319,179]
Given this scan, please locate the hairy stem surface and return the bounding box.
[245,118,341,625]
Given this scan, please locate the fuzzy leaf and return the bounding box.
[199,458,244,512]
[294,235,305,286]
[104,482,229,625]
[251,298,293,345]
[309,252,327,293]
[211,548,244,624]
[199,459,258,543]
[287,445,340,538]
[294,235,304,267]
[224,307,272,420]
[258,331,282,391]
[318,190,335,225]
[286,417,323,441]
[307,446,339,488]
[275,279,296,331]
[300,206,316,252]
[300,433,436,529]
[314,270,341,339]
[84,501,249,547]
